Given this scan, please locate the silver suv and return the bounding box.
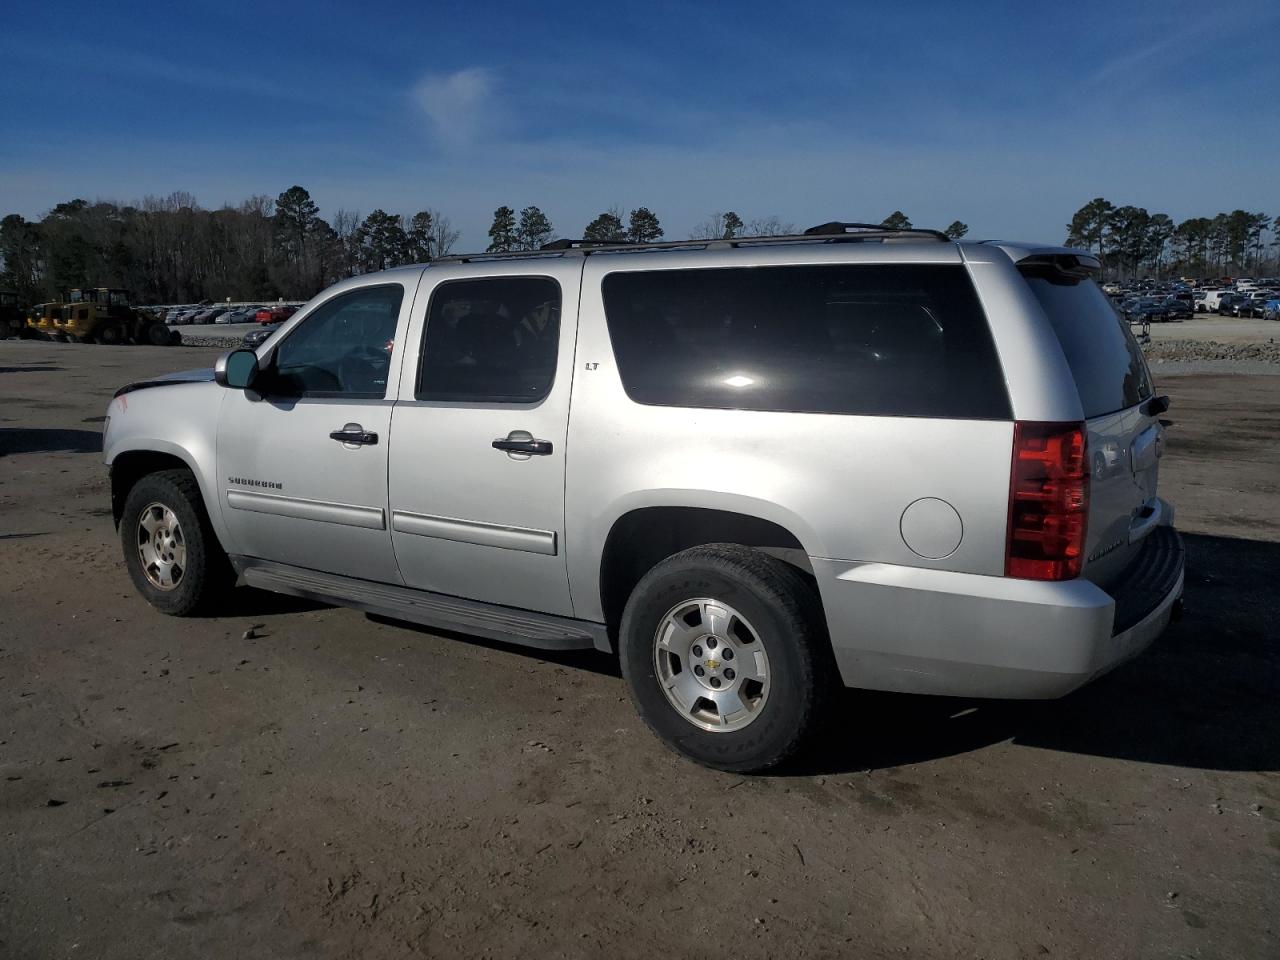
[105,223,1185,772]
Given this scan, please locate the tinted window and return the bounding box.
[417,277,560,403]
[600,264,1010,418]
[269,284,403,399]
[1021,271,1152,418]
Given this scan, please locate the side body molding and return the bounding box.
[226,489,386,530]
[391,511,557,556]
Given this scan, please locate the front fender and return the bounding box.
[104,384,233,553]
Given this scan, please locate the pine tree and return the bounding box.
[406,211,434,262]
[879,211,912,230]
[943,221,969,240]
[352,209,409,273]
[1065,198,1115,273]
[516,206,554,250]
[583,209,626,243]
[626,207,663,243]
[273,185,324,295]
[487,206,518,252]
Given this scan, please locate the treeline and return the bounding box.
[0,189,978,306]
[5,187,1274,304]
[1066,199,1277,279]
[0,186,460,305]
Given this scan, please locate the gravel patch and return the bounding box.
[1148,359,1280,376]
[175,333,243,348]
[1144,338,1280,364]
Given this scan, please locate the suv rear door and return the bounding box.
[1019,263,1163,587]
[386,260,582,617]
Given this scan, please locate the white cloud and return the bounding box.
[412,67,497,147]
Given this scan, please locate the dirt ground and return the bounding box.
[1,341,1277,960]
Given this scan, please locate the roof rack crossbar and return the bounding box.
[803,221,951,241]
[434,223,952,264]
[540,238,638,251]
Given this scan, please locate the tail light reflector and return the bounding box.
[1006,421,1089,580]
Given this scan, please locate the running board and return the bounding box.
[231,557,609,653]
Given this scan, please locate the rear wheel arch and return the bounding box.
[597,506,821,638]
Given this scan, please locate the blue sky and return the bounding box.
[2,0,1277,248]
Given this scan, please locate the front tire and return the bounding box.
[619,544,835,773]
[120,469,231,616]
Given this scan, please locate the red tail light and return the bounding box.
[1006,421,1089,580]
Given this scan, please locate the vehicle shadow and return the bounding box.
[0,428,102,456]
[366,613,623,678]
[785,532,1280,776]
[0,365,63,374]
[213,588,327,618]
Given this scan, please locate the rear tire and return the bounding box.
[619,544,836,773]
[120,469,232,616]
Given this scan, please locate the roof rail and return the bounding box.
[434,223,950,264]
[803,221,951,242]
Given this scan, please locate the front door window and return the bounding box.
[268,284,404,398]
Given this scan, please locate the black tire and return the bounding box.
[120,469,232,616]
[96,324,124,345]
[619,544,836,773]
[147,323,171,346]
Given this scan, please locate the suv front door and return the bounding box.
[387,262,581,617]
[216,280,413,583]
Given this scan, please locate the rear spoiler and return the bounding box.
[981,242,1101,277]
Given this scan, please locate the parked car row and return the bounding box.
[162,303,301,325]
[1105,276,1280,321]
[1113,295,1193,323]
[1197,288,1280,318]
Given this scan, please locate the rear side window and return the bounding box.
[600,264,1011,419]
[1021,270,1152,418]
[417,276,561,403]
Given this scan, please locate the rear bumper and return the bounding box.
[814,522,1184,699]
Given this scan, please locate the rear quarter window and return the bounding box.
[1021,270,1153,418]
[600,263,1011,419]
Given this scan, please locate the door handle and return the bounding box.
[330,423,378,445]
[492,437,553,455]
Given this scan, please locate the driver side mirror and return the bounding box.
[215,349,260,390]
